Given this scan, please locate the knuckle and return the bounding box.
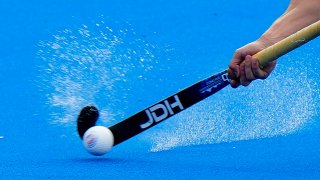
[235,48,242,55]
[235,48,245,58]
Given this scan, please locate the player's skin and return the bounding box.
[228,0,320,88]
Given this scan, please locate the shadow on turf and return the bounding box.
[70,157,149,165]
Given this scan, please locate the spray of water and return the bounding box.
[37,19,168,126]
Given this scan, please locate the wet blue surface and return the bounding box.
[1,0,320,179]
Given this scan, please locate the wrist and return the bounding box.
[256,35,277,48]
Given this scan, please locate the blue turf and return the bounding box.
[1,0,320,179]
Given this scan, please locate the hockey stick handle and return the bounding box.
[227,20,320,79]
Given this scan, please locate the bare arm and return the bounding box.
[229,0,320,88]
[260,0,320,44]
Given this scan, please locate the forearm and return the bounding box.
[258,0,320,46]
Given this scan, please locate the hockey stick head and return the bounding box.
[77,106,99,139]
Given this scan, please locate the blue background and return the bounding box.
[1,0,320,179]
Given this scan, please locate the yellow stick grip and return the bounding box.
[255,20,320,67]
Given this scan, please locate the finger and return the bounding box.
[252,58,269,79]
[229,49,247,78]
[240,62,251,86]
[263,60,277,76]
[232,49,246,63]
[229,58,241,78]
[244,55,255,81]
[228,63,240,79]
[230,79,240,88]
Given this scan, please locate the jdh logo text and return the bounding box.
[140,95,184,129]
